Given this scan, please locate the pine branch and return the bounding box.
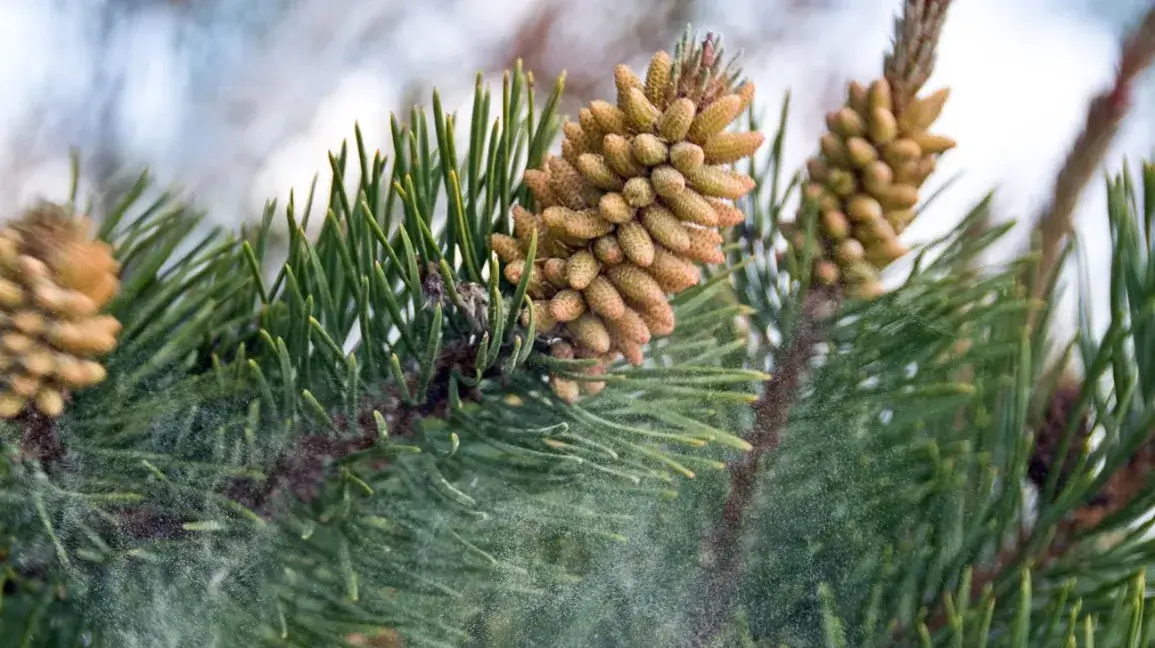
[12,414,66,470]
[909,161,1155,644]
[914,382,1149,639]
[677,3,960,642]
[498,0,690,111]
[225,333,495,516]
[1030,4,1155,304]
[2,34,776,645]
[912,9,1155,636]
[878,14,1155,641]
[682,2,960,643]
[680,286,840,648]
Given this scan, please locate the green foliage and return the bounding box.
[450,95,1155,648]
[731,149,1155,646]
[3,36,1155,648]
[0,65,762,648]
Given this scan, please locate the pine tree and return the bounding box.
[4,2,1155,646]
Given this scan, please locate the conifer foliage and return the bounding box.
[3,2,1155,647]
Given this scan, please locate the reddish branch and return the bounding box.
[679,287,839,648]
[496,0,687,111]
[918,381,1155,638]
[1030,4,1155,304]
[227,269,495,516]
[226,338,489,516]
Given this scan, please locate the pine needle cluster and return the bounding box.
[4,3,1155,647]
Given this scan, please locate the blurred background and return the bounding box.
[0,0,1152,349]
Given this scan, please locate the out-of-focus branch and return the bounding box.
[1030,5,1155,306]
[680,2,961,644]
[915,377,1154,638]
[496,1,675,110]
[494,0,695,112]
[903,15,1155,640]
[678,287,840,648]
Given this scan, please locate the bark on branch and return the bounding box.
[679,287,839,648]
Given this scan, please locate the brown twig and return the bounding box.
[496,0,691,112]
[916,377,1155,638]
[678,2,958,644]
[678,287,840,648]
[212,267,495,517]
[225,335,492,517]
[1030,5,1155,305]
[15,413,66,468]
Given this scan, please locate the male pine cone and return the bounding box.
[491,33,764,402]
[0,203,120,419]
[801,78,954,298]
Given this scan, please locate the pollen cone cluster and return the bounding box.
[801,78,954,298]
[491,33,764,402]
[0,203,121,419]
